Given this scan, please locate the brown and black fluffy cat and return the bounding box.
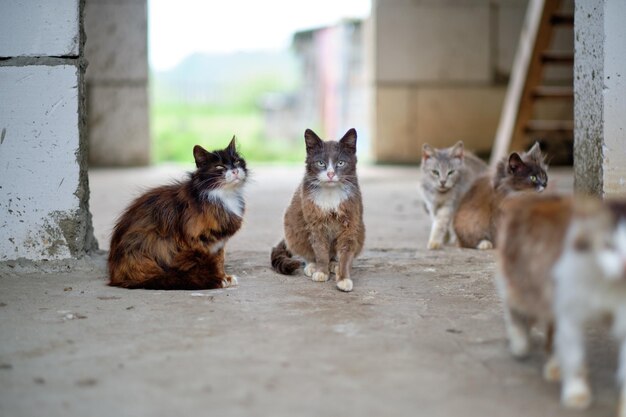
[108,138,247,290]
[271,128,365,292]
[453,142,548,249]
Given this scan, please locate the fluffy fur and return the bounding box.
[495,193,573,379]
[496,194,626,414]
[552,199,626,412]
[271,128,365,292]
[108,138,247,290]
[420,141,487,249]
[453,142,548,249]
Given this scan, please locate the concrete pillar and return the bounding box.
[574,0,626,197]
[0,0,98,262]
[85,0,150,167]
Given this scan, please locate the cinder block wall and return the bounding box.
[0,0,98,261]
[85,0,150,167]
[371,0,573,163]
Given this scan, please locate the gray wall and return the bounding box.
[574,0,626,197]
[85,0,150,167]
[0,0,97,261]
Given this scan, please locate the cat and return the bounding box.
[270,128,365,292]
[495,193,573,382]
[552,199,626,412]
[420,141,488,250]
[453,142,548,249]
[496,194,626,413]
[108,137,247,290]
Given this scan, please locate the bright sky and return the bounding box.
[148,0,371,71]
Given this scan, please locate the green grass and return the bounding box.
[151,103,305,164]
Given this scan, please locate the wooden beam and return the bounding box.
[490,0,562,167]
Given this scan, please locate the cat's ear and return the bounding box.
[304,129,324,153]
[422,144,434,160]
[193,145,216,168]
[526,141,543,162]
[339,128,357,153]
[507,152,527,174]
[226,136,237,154]
[451,141,464,160]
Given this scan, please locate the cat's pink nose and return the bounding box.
[327,171,335,179]
[232,169,239,176]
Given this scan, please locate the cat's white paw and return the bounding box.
[562,378,592,409]
[311,271,329,282]
[543,356,561,382]
[427,240,443,250]
[221,275,238,288]
[336,278,353,292]
[477,240,493,250]
[329,261,339,275]
[508,332,530,358]
[303,263,317,277]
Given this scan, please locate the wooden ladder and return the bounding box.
[490,0,573,167]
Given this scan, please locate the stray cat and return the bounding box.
[420,141,487,249]
[108,137,247,290]
[495,193,573,382]
[552,199,626,412]
[497,194,626,413]
[271,128,365,292]
[453,142,548,249]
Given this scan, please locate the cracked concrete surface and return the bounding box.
[0,165,618,417]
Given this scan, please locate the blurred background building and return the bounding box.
[84,0,574,167]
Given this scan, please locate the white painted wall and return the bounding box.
[0,0,80,57]
[602,0,626,195]
[0,66,83,260]
[0,0,96,262]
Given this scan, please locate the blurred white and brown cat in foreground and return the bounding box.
[496,193,626,414]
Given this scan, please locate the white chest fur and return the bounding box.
[312,187,349,212]
[209,240,226,254]
[204,188,244,217]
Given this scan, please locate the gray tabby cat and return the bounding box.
[420,141,488,250]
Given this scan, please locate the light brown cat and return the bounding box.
[271,128,365,292]
[495,193,573,380]
[453,142,548,249]
[497,194,626,414]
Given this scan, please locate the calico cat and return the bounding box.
[453,142,548,249]
[108,137,247,290]
[420,141,488,249]
[552,199,626,412]
[271,128,365,292]
[495,193,573,381]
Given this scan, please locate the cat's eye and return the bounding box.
[337,160,346,167]
[447,170,455,176]
[215,165,225,171]
[233,160,241,167]
[530,175,537,183]
[431,170,439,176]
[317,161,326,167]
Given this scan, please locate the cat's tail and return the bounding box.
[271,239,301,275]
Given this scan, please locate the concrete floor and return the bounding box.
[0,165,620,417]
